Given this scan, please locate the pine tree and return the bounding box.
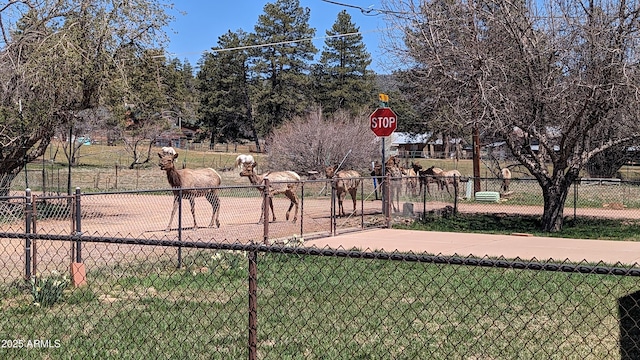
[251,0,317,135]
[164,58,199,125]
[118,49,173,169]
[197,30,260,150]
[315,10,375,114]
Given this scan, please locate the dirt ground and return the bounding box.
[2,192,639,284]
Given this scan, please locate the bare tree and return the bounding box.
[266,107,379,175]
[382,0,640,231]
[0,0,173,193]
[57,108,111,166]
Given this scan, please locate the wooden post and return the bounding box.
[473,127,481,193]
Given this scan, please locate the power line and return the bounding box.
[161,26,396,61]
[320,0,413,16]
[321,0,380,16]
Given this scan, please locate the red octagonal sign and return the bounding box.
[369,108,398,137]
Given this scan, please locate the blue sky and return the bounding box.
[165,1,392,74]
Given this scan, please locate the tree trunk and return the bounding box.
[244,90,260,153]
[443,133,450,159]
[540,181,571,232]
[0,172,19,197]
[210,131,217,151]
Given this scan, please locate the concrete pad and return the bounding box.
[306,229,640,266]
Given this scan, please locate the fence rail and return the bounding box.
[3,176,640,358]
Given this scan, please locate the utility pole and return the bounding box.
[472,127,481,193]
[20,99,29,189]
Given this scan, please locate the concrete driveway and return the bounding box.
[307,229,640,266]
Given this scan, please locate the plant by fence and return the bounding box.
[30,271,70,307]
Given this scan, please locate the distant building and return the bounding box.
[156,124,199,149]
[389,132,468,159]
[390,132,430,158]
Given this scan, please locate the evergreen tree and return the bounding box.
[118,49,173,168]
[315,10,375,114]
[251,0,317,135]
[197,30,260,150]
[164,58,199,125]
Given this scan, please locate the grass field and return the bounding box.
[398,213,640,241]
[15,140,640,193]
[1,248,638,359]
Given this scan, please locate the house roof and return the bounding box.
[391,132,466,146]
[391,132,432,145]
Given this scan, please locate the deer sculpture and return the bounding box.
[158,148,222,231]
[413,164,445,195]
[325,165,361,217]
[402,164,418,196]
[240,161,301,223]
[385,155,403,213]
[501,167,512,193]
[424,166,462,196]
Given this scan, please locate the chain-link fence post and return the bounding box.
[71,187,87,287]
[24,188,32,280]
[248,249,258,360]
[74,187,82,263]
[384,175,391,228]
[177,188,183,268]
[360,179,364,228]
[422,182,427,221]
[573,179,578,221]
[453,175,459,215]
[263,180,269,245]
[331,180,336,236]
[300,181,304,239]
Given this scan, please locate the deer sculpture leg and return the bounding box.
[257,197,265,224]
[392,180,401,212]
[284,190,299,223]
[442,177,452,196]
[258,195,277,224]
[166,194,198,230]
[166,194,180,231]
[188,197,198,229]
[441,176,459,196]
[337,189,346,217]
[348,188,357,215]
[206,191,221,228]
[268,196,276,222]
[418,173,426,196]
[501,179,510,193]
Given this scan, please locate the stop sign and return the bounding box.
[369,108,398,137]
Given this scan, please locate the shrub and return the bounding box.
[266,107,379,174]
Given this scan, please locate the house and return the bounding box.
[389,132,430,158]
[156,124,199,149]
[388,132,468,159]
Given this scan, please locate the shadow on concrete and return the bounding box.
[619,290,640,359]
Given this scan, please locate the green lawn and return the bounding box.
[1,248,638,359]
[400,213,640,241]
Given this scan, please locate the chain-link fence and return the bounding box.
[393,176,640,221]
[4,175,640,285]
[3,176,640,358]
